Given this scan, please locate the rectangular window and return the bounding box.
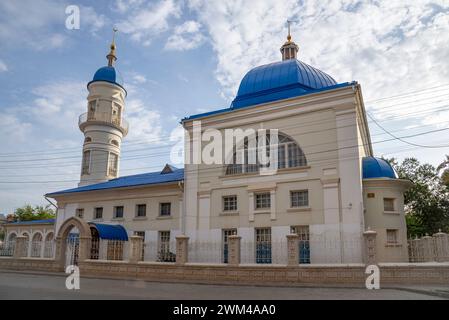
[291,225,310,264]
[82,150,91,175]
[223,195,237,212]
[159,203,171,216]
[76,208,84,219]
[255,192,271,209]
[108,153,119,176]
[134,231,145,260]
[387,229,398,244]
[222,229,237,263]
[158,231,174,262]
[94,207,103,220]
[255,228,272,264]
[114,206,124,219]
[136,204,146,217]
[291,190,309,207]
[384,198,395,212]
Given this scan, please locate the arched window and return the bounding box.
[84,137,92,143]
[7,233,17,242]
[31,233,43,257]
[111,140,119,147]
[225,132,307,175]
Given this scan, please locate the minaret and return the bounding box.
[280,20,299,61]
[78,29,128,186]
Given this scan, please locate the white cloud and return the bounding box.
[132,73,147,84]
[117,0,181,46]
[165,20,205,51]
[125,99,164,144]
[0,1,106,50]
[0,59,7,72]
[187,0,449,129]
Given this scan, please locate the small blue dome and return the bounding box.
[362,157,398,179]
[231,59,337,109]
[89,66,124,88]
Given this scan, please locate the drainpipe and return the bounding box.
[178,180,186,234]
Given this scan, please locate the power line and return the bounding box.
[367,112,449,148]
[2,84,449,158]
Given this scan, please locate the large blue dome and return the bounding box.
[362,157,398,179]
[231,59,338,109]
[89,66,125,89]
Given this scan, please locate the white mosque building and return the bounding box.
[41,31,412,264]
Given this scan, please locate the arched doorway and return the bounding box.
[55,217,91,269]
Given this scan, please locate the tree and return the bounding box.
[437,155,449,187]
[10,204,55,222]
[387,157,449,237]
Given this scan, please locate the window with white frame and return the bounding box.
[291,225,310,264]
[76,208,84,219]
[223,195,237,212]
[222,229,237,263]
[383,198,395,212]
[82,150,91,175]
[94,207,103,220]
[386,229,398,244]
[134,231,145,260]
[114,206,124,218]
[255,228,272,264]
[159,203,171,216]
[158,231,174,262]
[136,204,146,217]
[225,133,307,175]
[290,190,309,208]
[108,153,119,176]
[255,192,271,209]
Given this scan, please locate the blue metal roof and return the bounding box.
[362,157,398,179]
[7,219,55,225]
[231,59,337,109]
[46,168,184,196]
[89,223,128,241]
[183,82,354,121]
[87,66,126,94]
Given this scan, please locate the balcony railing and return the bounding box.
[79,112,128,135]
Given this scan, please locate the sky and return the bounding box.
[0,0,449,215]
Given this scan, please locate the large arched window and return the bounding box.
[225,133,307,175]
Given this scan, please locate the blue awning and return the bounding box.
[89,223,128,241]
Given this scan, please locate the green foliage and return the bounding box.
[10,204,55,222]
[387,157,449,237]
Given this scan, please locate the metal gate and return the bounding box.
[65,233,80,267]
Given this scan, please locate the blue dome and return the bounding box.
[231,59,338,109]
[362,157,398,179]
[89,66,125,89]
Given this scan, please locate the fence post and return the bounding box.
[176,235,189,265]
[421,235,435,262]
[286,234,300,266]
[363,229,377,265]
[228,235,241,266]
[13,236,27,258]
[433,230,449,262]
[129,236,143,263]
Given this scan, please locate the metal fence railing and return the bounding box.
[0,241,15,257]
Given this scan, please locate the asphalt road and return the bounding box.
[0,271,445,300]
